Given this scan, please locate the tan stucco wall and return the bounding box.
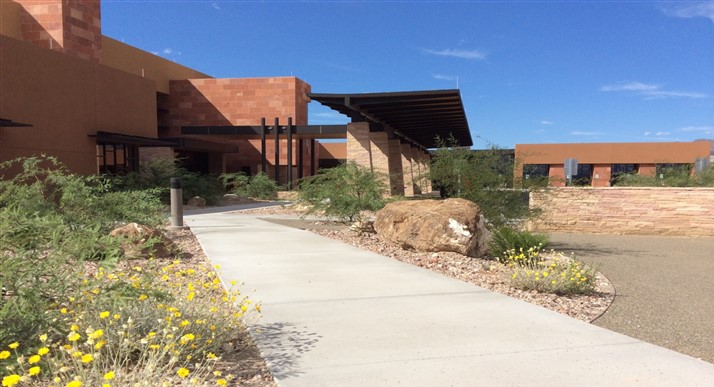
[0,35,157,174]
[530,187,714,237]
[0,1,22,39]
[101,36,211,94]
[318,142,347,160]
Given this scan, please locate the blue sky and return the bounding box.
[102,1,714,149]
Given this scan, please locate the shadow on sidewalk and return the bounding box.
[250,322,322,379]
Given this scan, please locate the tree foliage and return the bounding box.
[297,161,387,221]
[429,136,533,228]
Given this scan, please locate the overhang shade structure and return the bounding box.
[0,118,33,127]
[309,89,473,149]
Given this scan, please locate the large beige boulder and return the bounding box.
[109,223,177,258]
[374,198,490,257]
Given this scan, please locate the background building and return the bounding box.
[515,140,714,187]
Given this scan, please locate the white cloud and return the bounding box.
[678,125,714,134]
[644,131,652,136]
[433,74,456,81]
[422,48,486,60]
[212,2,220,10]
[655,131,671,136]
[600,81,659,92]
[600,81,707,99]
[571,131,604,136]
[661,2,714,24]
[540,120,554,125]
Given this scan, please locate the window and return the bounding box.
[522,164,549,188]
[572,164,593,186]
[97,143,139,175]
[611,163,637,185]
[656,163,691,179]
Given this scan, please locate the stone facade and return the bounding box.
[529,187,714,236]
[18,0,102,62]
[345,122,431,197]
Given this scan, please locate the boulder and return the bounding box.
[109,223,177,258]
[187,196,207,207]
[374,198,490,257]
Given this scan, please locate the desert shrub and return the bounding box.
[118,158,224,205]
[614,164,714,187]
[247,172,279,199]
[489,227,549,261]
[0,260,256,385]
[219,172,251,195]
[220,172,279,200]
[429,136,534,228]
[297,161,387,221]
[508,252,597,295]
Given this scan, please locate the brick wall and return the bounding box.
[167,77,310,137]
[18,0,102,62]
[529,187,714,236]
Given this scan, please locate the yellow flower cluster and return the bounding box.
[508,251,597,295]
[0,259,258,386]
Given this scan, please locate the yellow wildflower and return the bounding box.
[217,379,227,386]
[8,343,19,350]
[81,354,93,363]
[177,368,190,378]
[66,381,82,387]
[39,334,47,343]
[94,340,106,350]
[28,366,40,376]
[68,332,81,342]
[186,292,195,301]
[103,371,115,380]
[180,334,195,344]
[99,311,110,319]
[28,355,41,364]
[88,330,104,340]
[0,351,10,359]
[38,347,49,356]
[1,374,21,387]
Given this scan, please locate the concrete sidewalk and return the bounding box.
[185,208,714,387]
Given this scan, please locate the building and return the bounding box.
[515,141,714,187]
[0,0,471,195]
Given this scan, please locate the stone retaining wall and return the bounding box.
[529,187,714,236]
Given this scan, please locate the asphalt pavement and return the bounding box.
[549,232,714,364]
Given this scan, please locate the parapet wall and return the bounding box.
[529,187,714,236]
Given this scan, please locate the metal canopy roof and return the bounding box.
[309,89,472,149]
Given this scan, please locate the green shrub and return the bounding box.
[118,158,224,204]
[219,172,251,195]
[246,172,279,199]
[429,136,534,228]
[220,172,279,200]
[613,164,714,187]
[489,227,549,261]
[298,161,387,221]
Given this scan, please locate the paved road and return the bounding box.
[184,210,714,386]
[549,233,714,363]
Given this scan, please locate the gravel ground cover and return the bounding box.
[549,232,714,364]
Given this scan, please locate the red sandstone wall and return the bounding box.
[166,77,311,137]
[529,188,714,236]
[17,0,102,62]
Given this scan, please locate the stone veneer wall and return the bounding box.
[529,187,714,236]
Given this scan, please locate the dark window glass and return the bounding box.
[572,164,592,186]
